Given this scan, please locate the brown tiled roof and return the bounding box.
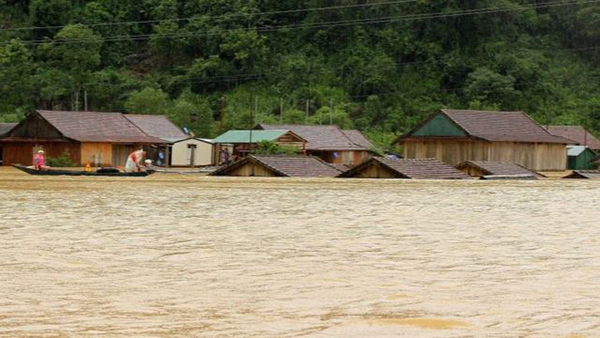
[124,114,187,140]
[563,170,600,179]
[440,109,570,143]
[37,110,165,143]
[339,157,471,179]
[546,126,600,150]
[342,130,374,149]
[457,161,541,178]
[0,123,17,136]
[257,124,368,151]
[210,155,342,177]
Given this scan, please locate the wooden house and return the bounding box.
[255,124,374,165]
[0,123,17,165]
[0,110,166,167]
[338,157,470,179]
[212,130,306,161]
[566,146,597,170]
[209,155,342,177]
[394,109,570,171]
[456,160,542,179]
[546,125,600,151]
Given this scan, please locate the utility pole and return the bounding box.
[280,98,284,123]
[305,99,309,124]
[84,90,88,112]
[329,99,333,125]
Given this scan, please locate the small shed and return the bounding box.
[212,130,306,160]
[566,146,597,170]
[167,137,214,167]
[338,157,471,179]
[209,155,341,177]
[563,170,600,179]
[0,123,17,165]
[456,160,542,179]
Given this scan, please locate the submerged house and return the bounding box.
[546,125,600,151]
[209,154,341,177]
[212,130,307,161]
[566,146,597,170]
[456,160,542,179]
[0,123,17,165]
[255,124,374,165]
[338,157,470,179]
[394,109,570,171]
[563,170,600,179]
[0,110,167,166]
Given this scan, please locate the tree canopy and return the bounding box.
[1,0,599,148]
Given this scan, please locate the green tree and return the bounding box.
[124,87,170,114]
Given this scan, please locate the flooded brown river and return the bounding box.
[0,167,599,337]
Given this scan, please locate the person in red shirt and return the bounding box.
[33,150,45,170]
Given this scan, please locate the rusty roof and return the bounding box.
[0,123,17,136]
[36,110,165,143]
[546,126,600,150]
[339,157,471,179]
[457,161,542,178]
[563,170,600,179]
[210,155,342,177]
[257,124,368,151]
[124,114,187,140]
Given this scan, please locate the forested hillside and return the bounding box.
[1,0,599,148]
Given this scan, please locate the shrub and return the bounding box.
[46,149,76,167]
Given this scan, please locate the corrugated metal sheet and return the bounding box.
[212,130,288,144]
[210,155,342,177]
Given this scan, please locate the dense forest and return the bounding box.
[1,0,600,148]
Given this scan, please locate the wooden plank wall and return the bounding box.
[81,143,112,166]
[1,142,80,166]
[403,140,566,171]
[355,163,397,178]
[228,163,278,176]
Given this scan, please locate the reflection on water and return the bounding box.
[0,167,599,337]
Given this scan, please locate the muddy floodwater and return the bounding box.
[0,167,599,337]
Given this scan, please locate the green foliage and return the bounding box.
[46,150,76,167]
[1,1,600,141]
[254,140,299,155]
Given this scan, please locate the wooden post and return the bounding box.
[280,98,283,123]
[165,146,170,168]
[305,99,309,124]
[330,99,333,125]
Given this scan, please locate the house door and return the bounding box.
[112,145,134,167]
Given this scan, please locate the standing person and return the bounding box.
[33,150,45,170]
[125,149,146,173]
[219,148,230,165]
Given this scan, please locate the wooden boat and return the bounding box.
[13,164,154,177]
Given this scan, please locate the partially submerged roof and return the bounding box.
[210,155,342,177]
[547,126,600,150]
[257,124,369,151]
[339,157,471,179]
[212,130,303,144]
[397,109,570,144]
[563,170,600,179]
[456,160,542,178]
[0,123,17,136]
[124,114,187,140]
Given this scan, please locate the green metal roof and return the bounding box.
[212,130,289,144]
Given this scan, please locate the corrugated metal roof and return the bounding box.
[567,145,587,157]
[342,130,374,149]
[563,170,600,179]
[212,130,288,144]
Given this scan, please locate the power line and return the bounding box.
[17,0,597,45]
[0,0,421,32]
